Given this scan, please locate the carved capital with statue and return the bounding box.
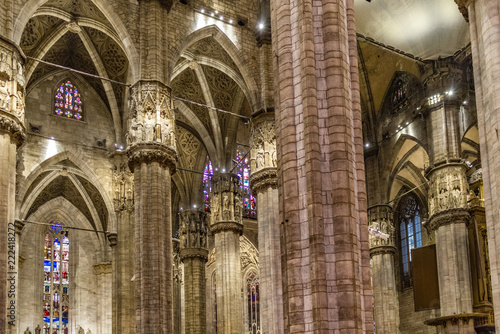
[210,173,243,225]
[250,112,277,173]
[179,209,208,261]
[127,81,176,149]
[249,167,277,193]
[0,37,26,132]
[427,163,468,217]
[427,208,470,231]
[368,205,395,249]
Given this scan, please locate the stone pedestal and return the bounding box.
[249,112,282,334]
[127,81,177,334]
[210,173,243,334]
[368,205,399,334]
[0,38,25,334]
[179,210,208,334]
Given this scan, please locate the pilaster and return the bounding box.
[93,263,113,334]
[249,112,283,334]
[126,80,177,334]
[0,37,25,334]
[209,173,243,334]
[179,210,208,334]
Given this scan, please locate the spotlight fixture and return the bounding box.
[200,8,205,13]
[258,23,264,30]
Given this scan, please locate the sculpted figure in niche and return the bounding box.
[136,122,144,141]
[78,327,84,334]
[223,193,230,220]
[35,325,41,334]
[269,141,277,167]
[256,150,265,169]
[190,220,197,247]
[0,79,10,110]
[16,89,25,122]
[154,122,161,142]
[438,187,448,210]
[161,122,169,144]
[211,195,219,221]
[144,114,154,141]
[24,327,31,334]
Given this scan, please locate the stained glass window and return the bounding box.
[246,271,261,334]
[392,79,408,112]
[54,80,83,121]
[43,221,69,334]
[398,195,422,289]
[203,160,214,212]
[236,149,257,219]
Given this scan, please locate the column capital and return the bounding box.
[370,245,396,258]
[179,248,209,261]
[106,232,118,247]
[427,163,469,217]
[179,209,208,259]
[454,0,472,22]
[210,221,244,235]
[127,142,177,173]
[428,208,470,231]
[368,205,395,248]
[210,173,242,224]
[250,167,277,193]
[250,112,277,174]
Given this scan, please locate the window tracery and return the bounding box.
[54,80,83,121]
[43,221,69,334]
[398,195,422,288]
[246,270,260,334]
[392,79,408,112]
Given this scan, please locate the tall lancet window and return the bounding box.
[235,149,256,219]
[203,159,213,212]
[43,221,70,334]
[54,80,83,120]
[246,271,261,334]
[398,194,422,288]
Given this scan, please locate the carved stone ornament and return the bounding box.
[250,112,277,173]
[106,232,118,247]
[427,164,468,217]
[210,173,242,224]
[240,236,259,270]
[427,208,470,231]
[127,142,177,173]
[369,245,397,258]
[127,81,176,148]
[249,167,278,193]
[0,111,26,147]
[368,205,395,249]
[93,262,112,275]
[179,210,208,254]
[210,221,243,235]
[112,159,134,211]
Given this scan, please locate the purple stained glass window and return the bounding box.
[236,149,256,219]
[43,221,69,334]
[203,160,214,212]
[54,81,84,121]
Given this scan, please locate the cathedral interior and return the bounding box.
[1,0,500,333]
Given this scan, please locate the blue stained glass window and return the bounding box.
[398,194,423,288]
[54,80,84,121]
[236,149,257,219]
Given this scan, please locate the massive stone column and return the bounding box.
[210,173,243,334]
[424,64,475,333]
[0,37,25,334]
[127,81,177,334]
[368,205,399,334]
[110,156,135,334]
[455,0,500,331]
[271,0,373,332]
[179,210,208,334]
[249,112,283,334]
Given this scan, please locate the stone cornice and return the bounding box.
[250,167,277,193]
[106,232,118,247]
[454,0,470,23]
[127,142,177,173]
[180,248,209,262]
[370,245,396,257]
[428,208,470,231]
[210,221,243,235]
[0,111,25,147]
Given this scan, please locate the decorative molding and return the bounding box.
[93,262,112,275]
[106,232,118,247]
[210,173,242,223]
[369,245,396,257]
[0,111,26,146]
[127,142,177,173]
[250,112,277,173]
[249,167,277,193]
[424,313,486,327]
[209,221,243,235]
[427,164,468,217]
[180,248,209,262]
[427,208,470,231]
[179,209,208,250]
[368,205,395,248]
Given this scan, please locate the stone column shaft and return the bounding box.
[250,112,282,334]
[127,81,177,334]
[210,173,243,334]
[368,205,399,334]
[271,0,373,332]
[179,210,208,334]
[456,0,500,331]
[94,263,113,334]
[0,38,25,334]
